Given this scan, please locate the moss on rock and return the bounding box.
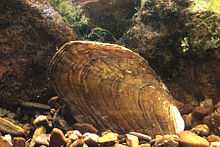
[121,0,220,103]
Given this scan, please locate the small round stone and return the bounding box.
[210,142,220,147]
[152,135,179,147]
[49,128,67,147]
[13,137,25,147]
[178,131,209,147]
[191,124,210,136]
[192,106,213,120]
[207,135,220,142]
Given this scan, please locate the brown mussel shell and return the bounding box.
[48,41,184,136]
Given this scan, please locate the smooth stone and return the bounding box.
[152,135,179,147]
[178,131,209,147]
[13,137,26,147]
[49,128,67,147]
[210,142,220,147]
[98,131,118,144]
[191,124,210,136]
[0,136,12,147]
[208,135,220,142]
[126,134,139,147]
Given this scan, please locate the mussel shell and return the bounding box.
[49,41,184,136]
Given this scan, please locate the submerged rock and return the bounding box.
[0,0,76,103]
[126,134,139,147]
[122,0,220,104]
[151,134,179,147]
[191,124,210,136]
[49,128,67,147]
[73,0,137,38]
[178,131,209,147]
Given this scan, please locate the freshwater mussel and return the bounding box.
[49,41,184,136]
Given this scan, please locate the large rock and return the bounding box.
[73,0,137,38]
[0,0,76,103]
[122,0,220,103]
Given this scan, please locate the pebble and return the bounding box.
[178,131,209,147]
[98,131,118,145]
[13,137,25,147]
[210,142,220,147]
[65,130,80,141]
[29,127,46,147]
[210,108,220,134]
[215,101,220,109]
[180,103,194,114]
[191,124,210,136]
[114,142,128,147]
[2,134,12,146]
[66,130,82,139]
[35,134,50,146]
[49,128,67,147]
[0,137,12,147]
[192,106,213,120]
[151,134,179,147]
[183,113,193,129]
[128,132,152,142]
[73,123,98,134]
[139,143,151,147]
[33,115,51,128]
[48,96,61,109]
[69,138,88,147]
[202,115,212,126]
[126,134,139,147]
[200,99,213,107]
[83,132,99,146]
[208,135,220,142]
[53,116,70,131]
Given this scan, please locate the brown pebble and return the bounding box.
[128,132,152,142]
[183,113,193,129]
[114,142,128,147]
[65,131,79,142]
[140,143,151,147]
[180,103,194,114]
[35,134,50,146]
[152,134,179,147]
[192,106,213,120]
[202,115,212,126]
[69,138,86,147]
[13,137,25,147]
[215,102,220,109]
[178,131,209,147]
[207,135,220,142]
[49,128,67,147]
[73,123,98,134]
[83,132,99,146]
[29,127,46,147]
[191,124,210,136]
[210,141,220,147]
[0,137,12,147]
[48,96,61,109]
[126,134,139,147]
[33,115,51,128]
[200,99,213,108]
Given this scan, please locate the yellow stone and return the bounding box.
[98,131,118,143]
[178,131,209,147]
